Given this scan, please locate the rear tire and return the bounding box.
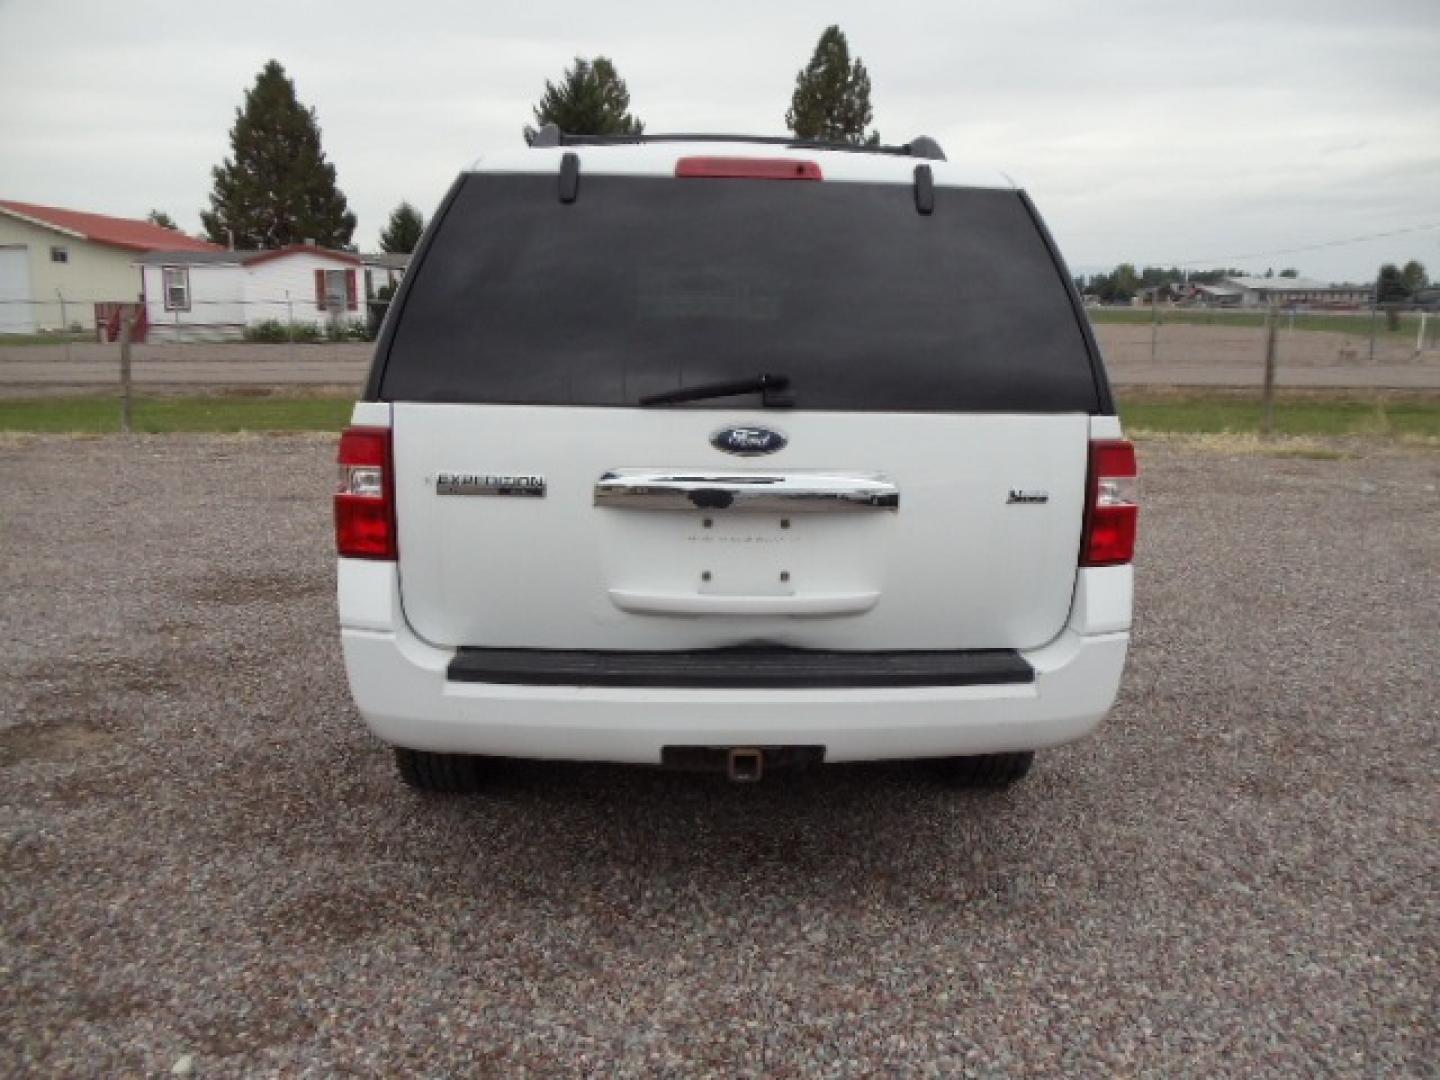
[936,751,1035,788]
[394,748,488,793]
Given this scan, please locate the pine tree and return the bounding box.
[785,26,880,145]
[1401,260,1429,294]
[201,60,356,250]
[1376,263,1408,303]
[524,57,644,143]
[379,202,425,254]
[146,209,178,230]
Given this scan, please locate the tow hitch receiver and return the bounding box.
[661,745,825,780]
[727,747,764,783]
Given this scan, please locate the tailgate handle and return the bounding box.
[594,470,899,513]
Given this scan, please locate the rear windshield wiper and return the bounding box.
[639,373,794,408]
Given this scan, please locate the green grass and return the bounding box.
[1120,398,1440,438]
[0,395,352,433]
[0,330,92,346]
[1087,307,1427,341]
[0,393,1436,441]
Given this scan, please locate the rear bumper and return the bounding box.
[338,562,1132,764]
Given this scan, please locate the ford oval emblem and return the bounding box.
[711,426,788,457]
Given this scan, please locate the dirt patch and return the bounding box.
[179,996,317,1059]
[265,888,407,947]
[25,653,184,700]
[184,569,327,606]
[0,718,113,767]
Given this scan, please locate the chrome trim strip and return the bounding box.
[594,469,899,512]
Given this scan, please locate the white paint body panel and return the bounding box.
[391,405,1091,652]
[337,402,1132,762]
[338,559,1130,762]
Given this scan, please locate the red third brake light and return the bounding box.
[1082,439,1139,566]
[675,156,823,181]
[336,426,396,560]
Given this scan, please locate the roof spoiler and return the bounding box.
[528,124,946,162]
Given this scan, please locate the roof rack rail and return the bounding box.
[527,125,946,162]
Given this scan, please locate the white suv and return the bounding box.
[335,132,1137,791]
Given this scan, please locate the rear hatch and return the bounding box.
[376,161,1107,653]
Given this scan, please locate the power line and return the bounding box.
[1145,221,1440,269]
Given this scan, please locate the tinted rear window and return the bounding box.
[378,173,1100,412]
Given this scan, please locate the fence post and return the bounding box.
[119,307,134,434]
[56,289,72,363]
[1417,311,1428,358]
[1367,302,1378,364]
[1261,302,1279,439]
[1149,297,1159,366]
[287,290,296,364]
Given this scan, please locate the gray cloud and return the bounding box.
[1,0,1436,280]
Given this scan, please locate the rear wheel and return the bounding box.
[394,748,488,793]
[936,751,1034,788]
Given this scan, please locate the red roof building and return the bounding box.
[0,200,220,253]
[0,199,222,333]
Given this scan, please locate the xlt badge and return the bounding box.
[435,473,546,497]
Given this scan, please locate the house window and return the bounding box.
[50,246,68,263]
[324,269,347,312]
[162,266,190,311]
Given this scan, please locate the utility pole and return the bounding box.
[1262,301,1279,439]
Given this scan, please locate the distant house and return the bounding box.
[1220,276,1371,309]
[136,245,363,341]
[1170,276,1372,310]
[361,252,410,299]
[0,199,219,334]
[1189,283,1245,307]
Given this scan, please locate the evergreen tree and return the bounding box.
[785,26,880,145]
[201,60,356,249]
[1376,263,1408,303]
[1401,260,1429,294]
[146,209,178,230]
[524,57,644,143]
[379,202,425,254]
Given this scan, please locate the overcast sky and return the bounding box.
[2,0,1437,282]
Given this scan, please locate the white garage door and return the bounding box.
[0,246,36,334]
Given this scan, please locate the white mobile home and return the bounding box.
[137,245,363,341]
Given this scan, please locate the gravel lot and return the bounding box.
[1,436,1435,1074]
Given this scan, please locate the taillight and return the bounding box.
[1082,439,1138,566]
[675,156,823,181]
[335,426,396,560]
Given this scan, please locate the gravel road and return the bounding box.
[2,436,1436,1074]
